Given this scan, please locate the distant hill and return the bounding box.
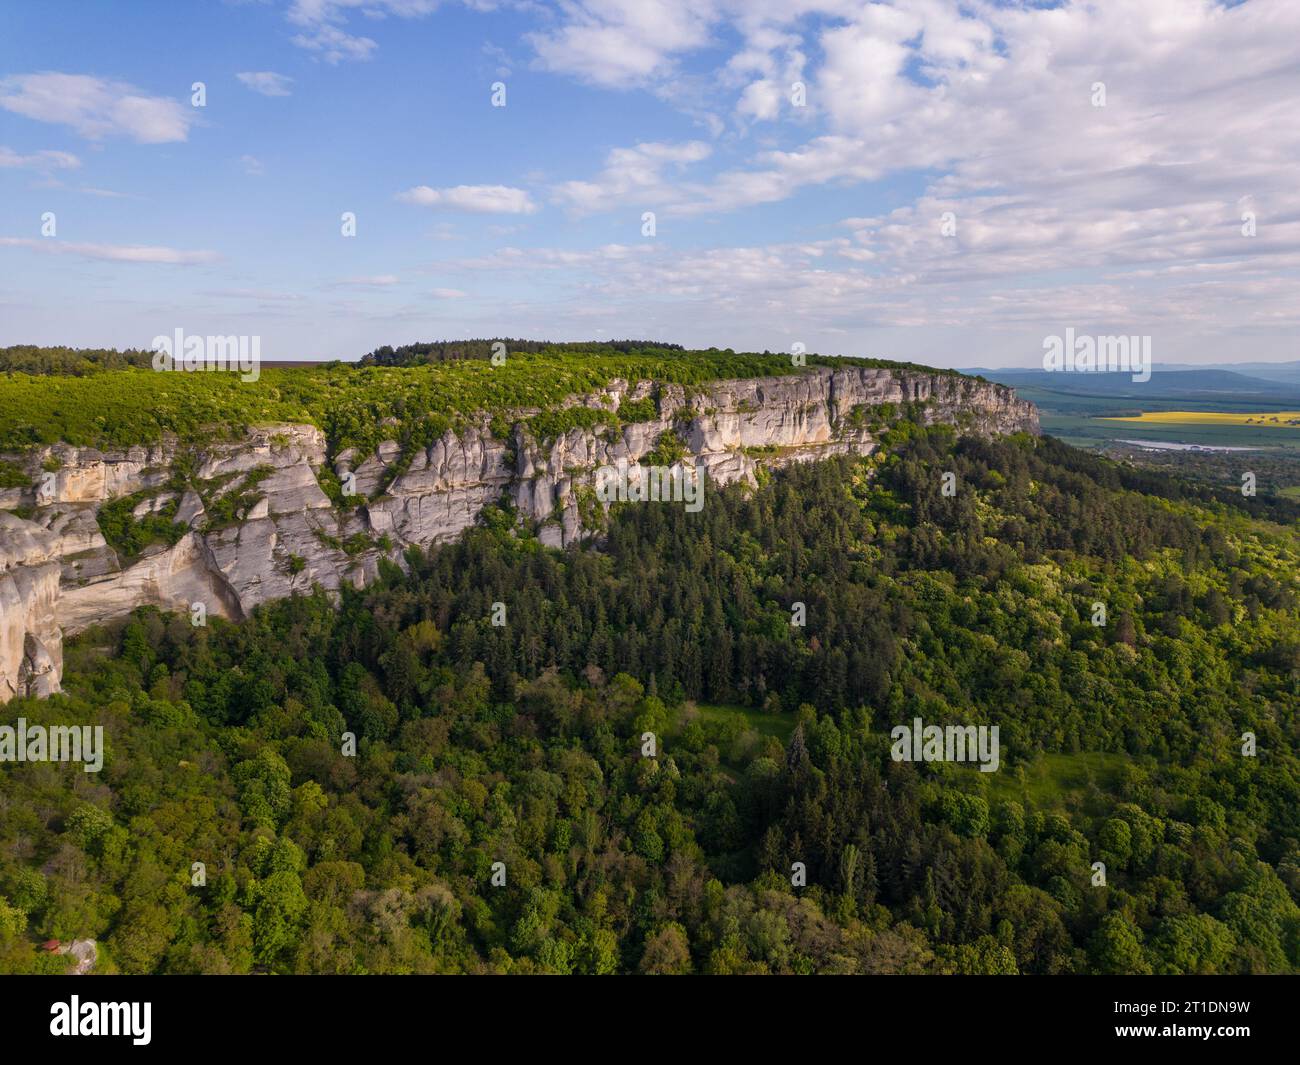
[977,368,1300,412]
[1159,361,1300,388]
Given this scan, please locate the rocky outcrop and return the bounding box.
[0,512,63,701]
[0,365,1035,701]
[367,367,1034,550]
[45,425,376,635]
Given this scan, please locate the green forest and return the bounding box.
[3,424,1299,975]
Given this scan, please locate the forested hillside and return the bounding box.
[2,424,1298,974]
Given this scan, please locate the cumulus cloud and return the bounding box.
[236,71,294,96]
[0,73,194,143]
[535,0,1300,355]
[553,141,712,214]
[527,0,716,88]
[397,184,537,214]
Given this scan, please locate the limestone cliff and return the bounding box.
[0,365,1036,701]
[0,512,63,701]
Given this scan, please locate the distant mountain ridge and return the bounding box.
[1159,361,1300,388]
[972,368,1300,407]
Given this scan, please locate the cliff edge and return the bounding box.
[0,365,1036,701]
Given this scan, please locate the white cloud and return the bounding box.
[423,214,1300,364]
[527,1,716,88]
[444,242,654,270]
[543,0,1300,336]
[290,23,377,63]
[0,237,219,264]
[735,79,784,121]
[241,155,265,176]
[285,0,440,63]
[0,145,80,170]
[0,73,194,143]
[430,287,466,299]
[397,184,537,214]
[331,274,400,287]
[553,141,712,214]
[236,71,295,96]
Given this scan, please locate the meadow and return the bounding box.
[984,752,1131,814]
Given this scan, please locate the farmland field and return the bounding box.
[1036,411,1300,451]
[1102,410,1300,427]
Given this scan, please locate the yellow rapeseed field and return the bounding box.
[1101,410,1300,426]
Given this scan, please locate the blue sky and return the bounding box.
[2,0,1298,367]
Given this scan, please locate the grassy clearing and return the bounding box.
[688,702,796,742]
[985,751,1129,810]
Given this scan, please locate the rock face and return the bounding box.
[0,512,63,701]
[0,366,1036,701]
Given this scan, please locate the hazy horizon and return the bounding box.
[9,341,1298,375]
